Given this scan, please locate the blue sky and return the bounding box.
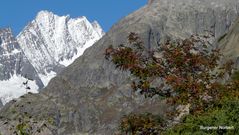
[0,0,147,35]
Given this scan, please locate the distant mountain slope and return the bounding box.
[0,0,239,134]
[17,10,104,85]
[0,28,43,104]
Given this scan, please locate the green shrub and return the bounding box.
[16,122,30,135]
[163,99,239,135]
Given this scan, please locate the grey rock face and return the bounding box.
[0,28,43,87]
[218,18,239,65]
[0,100,3,109]
[0,0,239,134]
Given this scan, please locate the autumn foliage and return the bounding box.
[105,32,234,114]
[119,113,165,135]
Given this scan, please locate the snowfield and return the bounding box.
[0,75,38,104]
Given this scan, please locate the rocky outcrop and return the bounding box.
[0,0,239,134]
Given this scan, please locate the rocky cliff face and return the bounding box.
[0,28,43,104]
[218,18,239,65]
[17,11,104,85]
[0,0,239,134]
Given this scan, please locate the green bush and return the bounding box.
[16,122,30,135]
[163,99,239,135]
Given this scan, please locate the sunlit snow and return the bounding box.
[39,71,57,86]
[0,75,38,104]
[59,39,97,66]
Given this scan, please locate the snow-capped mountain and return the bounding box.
[0,11,104,104]
[0,28,43,104]
[17,10,104,85]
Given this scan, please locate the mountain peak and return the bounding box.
[36,10,54,18]
[35,10,71,25]
[17,11,104,85]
